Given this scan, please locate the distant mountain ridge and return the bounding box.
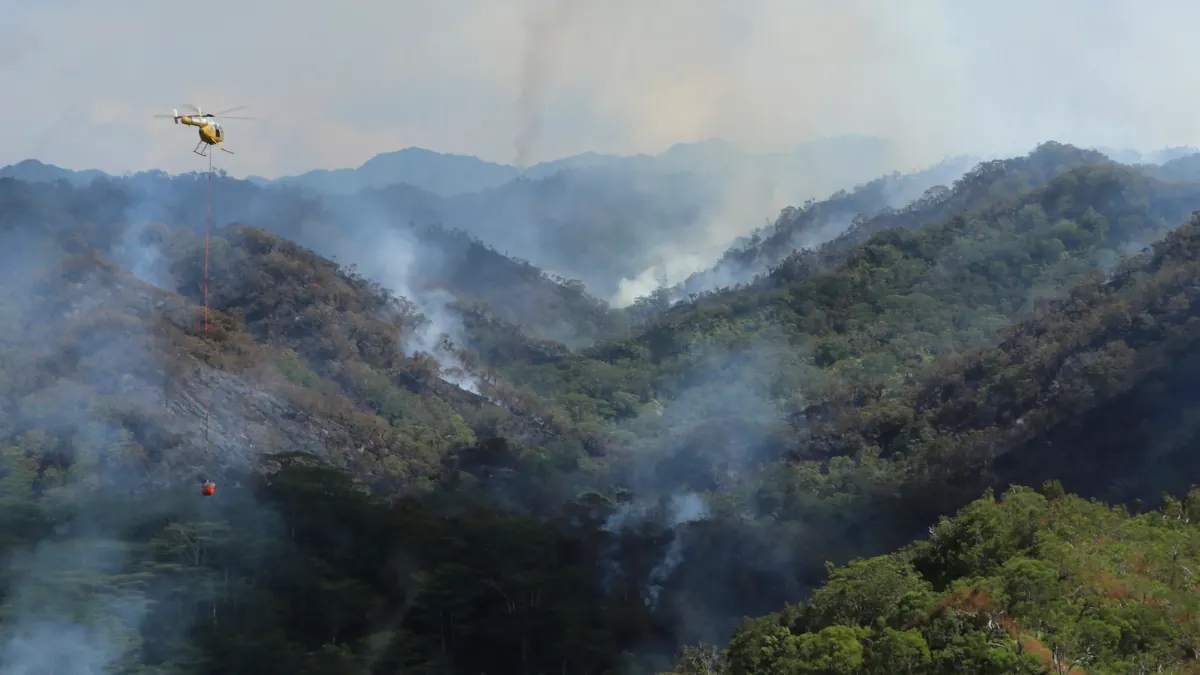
[0,136,923,302]
[268,135,916,198]
[0,158,110,186]
[7,139,1196,199]
[11,138,1193,196]
[10,139,1200,308]
[3,135,906,198]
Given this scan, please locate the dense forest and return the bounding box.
[2,139,1200,673]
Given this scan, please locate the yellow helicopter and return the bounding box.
[155,103,255,157]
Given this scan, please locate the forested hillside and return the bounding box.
[3,141,1200,673]
[679,154,980,294]
[668,142,1115,310]
[674,484,1200,674]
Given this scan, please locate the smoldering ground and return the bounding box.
[589,333,820,656]
[299,198,486,395]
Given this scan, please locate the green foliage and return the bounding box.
[679,485,1200,674]
[275,348,320,389]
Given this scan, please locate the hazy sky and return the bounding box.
[1,0,1196,178]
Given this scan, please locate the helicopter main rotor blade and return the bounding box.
[212,105,249,116]
[219,115,257,121]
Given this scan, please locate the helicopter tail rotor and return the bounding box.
[153,108,183,123]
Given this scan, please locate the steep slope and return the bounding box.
[761,143,1120,289]
[669,142,1114,315]
[681,154,979,295]
[807,213,1200,522]
[407,224,629,348]
[164,222,600,457]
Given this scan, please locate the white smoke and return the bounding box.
[370,228,482,395]
[603,492,712,607]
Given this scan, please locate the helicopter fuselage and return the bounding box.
[178,115,223,145]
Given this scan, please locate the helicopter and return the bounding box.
[155,103,255,157]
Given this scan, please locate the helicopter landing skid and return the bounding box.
[194,142,234,156]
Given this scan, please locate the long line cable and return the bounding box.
[203,150,212,445]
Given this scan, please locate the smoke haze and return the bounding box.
[3,0,1199,177]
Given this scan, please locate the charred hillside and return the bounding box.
[0,246,444,490]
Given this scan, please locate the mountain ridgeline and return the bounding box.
[1,136,962,304]
[2,140,1200,673]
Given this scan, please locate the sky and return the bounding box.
[1,0,1198,178]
